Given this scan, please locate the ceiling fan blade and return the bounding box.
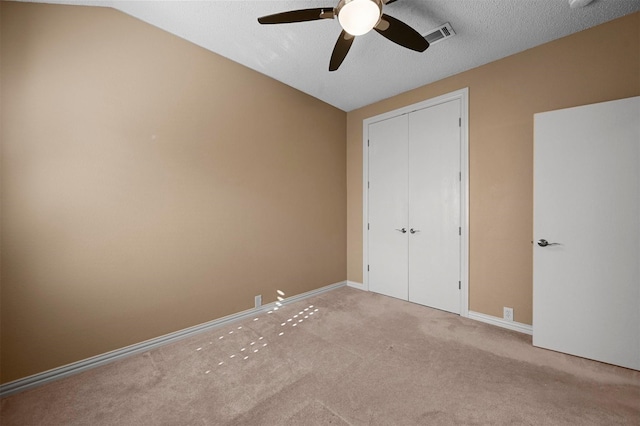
[374,13,429,52]
[258,8,335,24]
[384,0,400,4]
[329,31,355,71]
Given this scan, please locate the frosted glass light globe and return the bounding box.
[338,0,381,36]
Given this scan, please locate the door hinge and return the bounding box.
[459,171,461,181]
[367,140,370,147]
[367,223,370,230]
[459,227,461,236]
[368,181,370,189]
[458,281,461,290]
[367,265,370,271]
[459,117,461,127]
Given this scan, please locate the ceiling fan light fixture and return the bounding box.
[337,0,382,36]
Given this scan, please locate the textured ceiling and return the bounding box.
[19,0,640,111]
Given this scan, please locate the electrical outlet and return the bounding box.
[503,307,514,322]
[255,295,262,308]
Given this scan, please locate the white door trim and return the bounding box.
[362,88,469,317]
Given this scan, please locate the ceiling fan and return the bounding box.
[257,0,429,71]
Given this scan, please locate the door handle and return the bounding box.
[395,228,407,233]
[409,228,420,234]
[537,239,561,247]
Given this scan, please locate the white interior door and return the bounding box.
[533,96,640,370]
[408,100,461,313]
[368,115,409,300]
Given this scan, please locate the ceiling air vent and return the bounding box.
[423,23,456,45]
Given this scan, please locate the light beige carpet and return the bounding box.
[1,287,639,425]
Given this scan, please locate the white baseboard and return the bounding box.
[468,311,533,335]
[346,280,365,290]
[0,281,347,398]
[342,282,530,336]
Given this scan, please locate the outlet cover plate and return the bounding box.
[503,307,514,322]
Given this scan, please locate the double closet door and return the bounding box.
[367,99,461,314]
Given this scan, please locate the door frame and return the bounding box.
[362,88,469,317]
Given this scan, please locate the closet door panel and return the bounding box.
[408,100,461,313]
[368,115,409,300]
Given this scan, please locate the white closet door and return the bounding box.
[408,100,461,313]
[368,115,409,300]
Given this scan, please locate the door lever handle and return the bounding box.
[409,228,420,234]
[537,239,561,247]
[395,228,407,233]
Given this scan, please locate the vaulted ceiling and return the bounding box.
[20,0,640,111]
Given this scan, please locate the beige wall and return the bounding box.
[0,2,346,383]
[2,1,638,385]
[347,13,640,325]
